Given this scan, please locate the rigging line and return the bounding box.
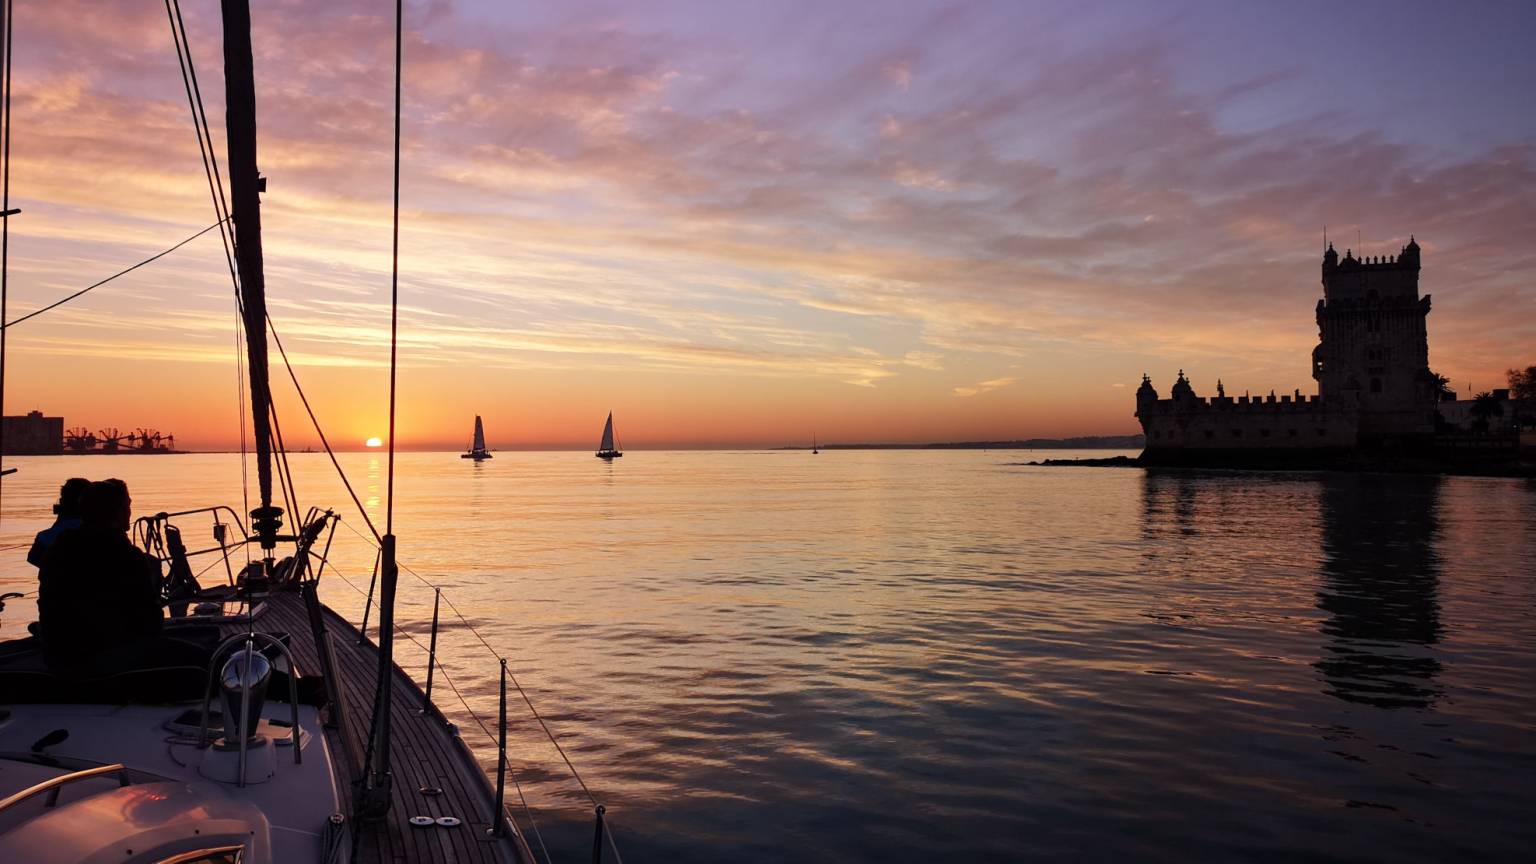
[385,0,402,536]
[236,263,249,527]
[0,220,225,330]
[318,556,552,864]
[261,370,301,527]
[164,0,238,293]
[162,0,248,518]
[267,394,299,538]
[266,312,382,544]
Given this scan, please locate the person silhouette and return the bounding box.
[37,479,167,675]
[27,477,91,569]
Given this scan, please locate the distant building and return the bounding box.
[1136,238,1441,454]
[1437,388,1531,434]
[3,410,65,455]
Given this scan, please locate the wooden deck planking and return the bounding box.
[220,589,528,864]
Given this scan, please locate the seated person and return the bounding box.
[27,477,91,569]
[37,479,206,676]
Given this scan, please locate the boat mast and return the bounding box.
[220,0,282,557]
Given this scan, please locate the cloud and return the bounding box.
[4,1,1534,445]
[953,376,1016,397]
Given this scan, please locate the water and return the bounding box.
[3,452,1534,862]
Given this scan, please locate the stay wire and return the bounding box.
[385,0,402,536]
[162,0,249,517]
[164,0,237,293]
[0,221,225,330]
[266,394,299,537]
[0,0,13,519]
[266,314,382,545]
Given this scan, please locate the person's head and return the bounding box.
[54,477,91,517]
[80,478,132,533]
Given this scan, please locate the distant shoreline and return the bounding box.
[7,435,1148,455]
[789,435,1145,451]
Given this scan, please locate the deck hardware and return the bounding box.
[29,728,68,753]
[488,658,508,837]
[592,804,607,864]
[198,631,303,786]
[300,520,346,732]
[419,785,443,796]
[435,816,461,827]
[421,587,441,713]
[409,815,435,828]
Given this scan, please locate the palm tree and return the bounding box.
[1469,391,1504,435]
[1429,370,1456,401]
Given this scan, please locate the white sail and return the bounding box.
[473,415,486,452]
[599,412,615,452]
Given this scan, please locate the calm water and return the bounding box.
[3,451,1535,862]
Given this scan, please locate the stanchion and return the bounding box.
[357,546,380,644]
[421,587,440,713]
[488,658,508,837]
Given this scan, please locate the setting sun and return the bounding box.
[364,437,383,448]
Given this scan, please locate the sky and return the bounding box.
[2,0,1534,449]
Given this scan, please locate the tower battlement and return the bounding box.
[1320,238,1421,303]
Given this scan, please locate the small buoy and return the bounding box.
[435,816,461,828]
[409,816,435,828]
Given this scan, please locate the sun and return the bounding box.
[365,437,383,448]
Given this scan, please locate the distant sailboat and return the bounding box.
[812,433,819,455]
[596,411,623,459]
[461,414,492,460]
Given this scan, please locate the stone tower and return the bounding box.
[1311,238,1437,441]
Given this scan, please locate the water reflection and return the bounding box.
[1314,474,1443,709]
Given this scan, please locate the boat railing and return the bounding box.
[134,505,254,587]
[0,762,132,816]
[309,518,624,864]
[135,504,623,863]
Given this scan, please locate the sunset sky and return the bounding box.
[2,0,1534,449]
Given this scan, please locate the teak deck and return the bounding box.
[221,590,529,864]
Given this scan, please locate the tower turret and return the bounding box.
[1313,232,1434,440]
[1170,369,1196,402]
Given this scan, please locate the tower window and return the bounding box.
[1370,377,1382,394]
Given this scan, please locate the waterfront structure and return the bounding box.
[1137,238,1440,454]
[1,410,64,455]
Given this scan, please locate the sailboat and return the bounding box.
[812,433,819,455]
[461,414,492,460]
[595,411,623,459]
[0,4,559,862]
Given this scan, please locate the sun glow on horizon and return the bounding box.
[365,437,383,448]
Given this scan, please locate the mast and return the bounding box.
[221,0,281,556]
